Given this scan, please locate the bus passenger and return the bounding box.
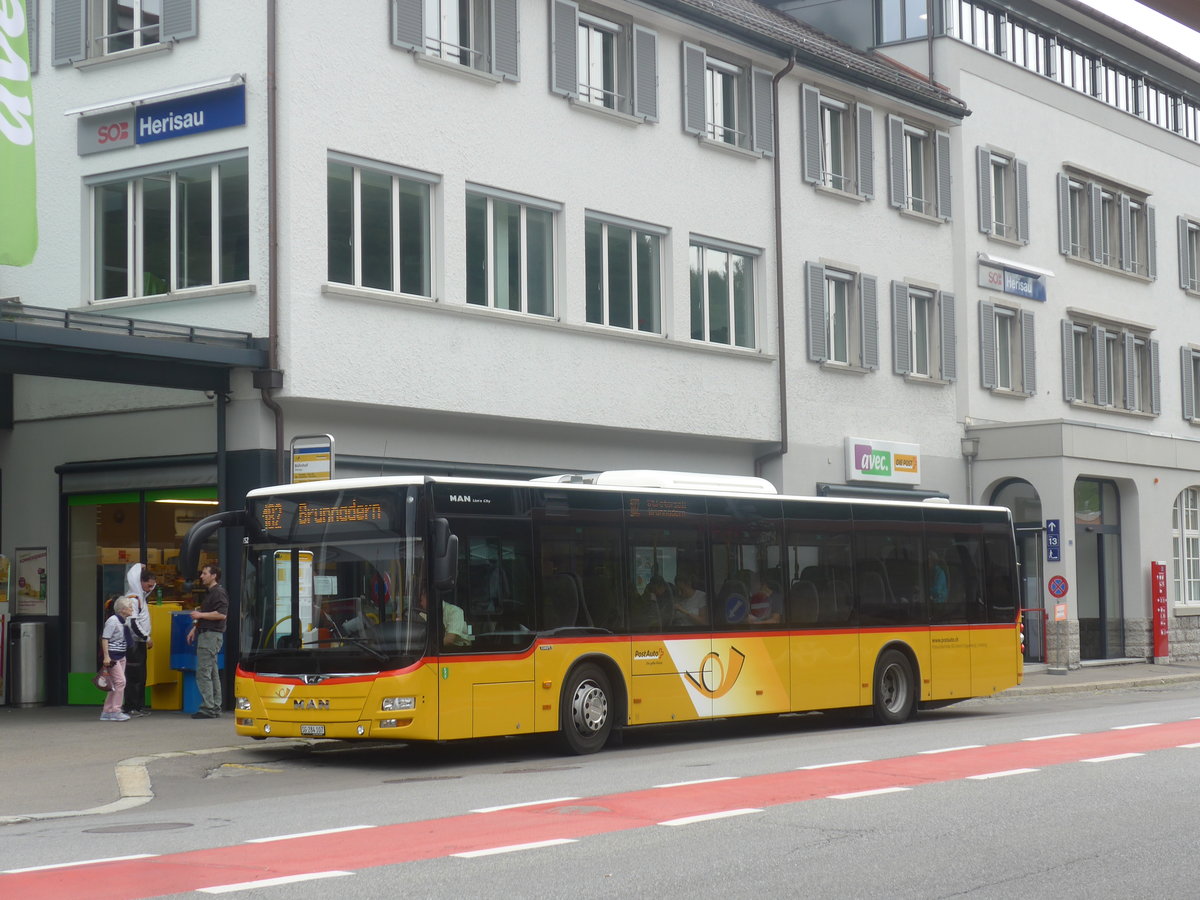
[673,574,708,626]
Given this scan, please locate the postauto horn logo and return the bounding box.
[854,443,892,478]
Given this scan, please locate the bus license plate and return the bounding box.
[300,724,325,736]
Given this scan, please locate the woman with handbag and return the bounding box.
[99,595,134,722]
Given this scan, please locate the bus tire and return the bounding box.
[872,649,915,725]
[559,663,613,755]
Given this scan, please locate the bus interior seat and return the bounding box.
[542,572,582,629]
[789,579,820,623]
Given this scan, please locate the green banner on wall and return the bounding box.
[0,0,37,267]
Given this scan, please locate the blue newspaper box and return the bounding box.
[170,611,225,713]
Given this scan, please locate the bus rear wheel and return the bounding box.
[559,664,613,754]
[872,649,915,725]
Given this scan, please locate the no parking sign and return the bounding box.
[1048,575,1069,599]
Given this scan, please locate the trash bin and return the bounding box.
[170,612,224,713]
[9,622,46,707]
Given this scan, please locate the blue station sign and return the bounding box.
[78,84,246,156]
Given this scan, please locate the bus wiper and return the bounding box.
[301,635,388,662]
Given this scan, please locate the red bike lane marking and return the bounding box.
[8,720,1199,900]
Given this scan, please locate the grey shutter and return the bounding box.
[1180,216,1193,289]
[1021,309,1037,395]
[392,0,423,51]
[1150,339,1161,415]
[1015,159,1029,243]
[681,43,705,135]
[1093,324,1108,405]
[806,262,827,362]
[935,130,952,220]
[1123,332,1136,409]
[1089,183,1103,263]
[976,147,992,234]
[1062,320,1076,401]
[1119,194,1132,271]
[549,0,578,98]
[856,103,874,199]
[751,68,774,156]
[1147,205,1157,279]
[979,301,996,389]
[160,0,197,42]
[940,291,957,381]
[861,274,879,369]
[1057,173,1071,255]
[632,26,658,121]
[1183,347,1196,420]
[28,0,37,73]
[51,0,86,65]
[887,115,905,208]
[802,85,821,184]
[892,281,910,375]
[492,0,520,80]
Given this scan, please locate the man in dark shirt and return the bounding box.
[188,564,229,719]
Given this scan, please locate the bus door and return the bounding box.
[972,529,1021,696]
[924,510,979,700]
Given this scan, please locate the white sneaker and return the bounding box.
[111,712,131,721]
[99,712,113,720]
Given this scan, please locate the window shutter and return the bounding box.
[160,0,198,42]
[976,148,992,234]
[1015,159,1029,244]
[1123,332,1136,409]
[1147,205,1157,279]
[805,262,827,362]
[801,86,821,184]
[1119,194,1132,272]
[1061,320,1075,401]
[681,43,706,135]
[979,301,996,389]
[891,281,910,375]
[1150,339,1161,415]
[1183,346,1196,420]
[27,0,38,73]
[861,274,879,369]
[492,0,520,80]
[1089,183,1103,263]
[392,0,423,51]
[751,68,774,156]
[1057,173,1071,255]
[856,104,874,199]
[1180,217,1193,290]
[51,0,86,65]
[632,26,658,121]
[1021,309,1037,395]
[940,291,957,381]
[886,115,905,209]
[550,0,579,98]
[1093,324,1108,405]
[935,130,952,220]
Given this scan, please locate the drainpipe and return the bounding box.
[753,53,796,486]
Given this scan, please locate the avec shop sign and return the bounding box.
[77,84,245,156]
[845,437,921,486]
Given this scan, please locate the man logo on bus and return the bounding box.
[854,443,892,477]
[684,646,746,699]
[294,698,330,710]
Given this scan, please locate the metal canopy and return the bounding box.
[0,303,268,392]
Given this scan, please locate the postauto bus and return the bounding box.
[180,471,1022,754]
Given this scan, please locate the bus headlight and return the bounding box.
[236,696,251,710]
[382,696,416,711]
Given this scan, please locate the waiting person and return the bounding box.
[100,596,133,722]
[673,573,709,626]
[188,564,229,719]
[122,563,156,717]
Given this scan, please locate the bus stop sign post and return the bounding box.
[1151,561,1169,661]
[1047,576,1069,675]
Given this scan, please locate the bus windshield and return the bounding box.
[240,486,429,674]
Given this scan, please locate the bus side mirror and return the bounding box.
[432,519,458,591]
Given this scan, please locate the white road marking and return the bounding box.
[3,854,158,874]
[1021,733,1079,741]
[1178,742,1200,749]
[245,825,374,843]
[1083,753,1144,763]
[654,777,739,788]
[919,745,984,755]
[453,839,577,858]
[199,871,353,893]
[659,808,762,826]
[797,760,871,770]
[828,787,911,800]
[470,797,580,813]
[966,769,1039,780]
[1112,723,1159,730]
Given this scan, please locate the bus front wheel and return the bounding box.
[559,664,613,754]
[872,649,915,725]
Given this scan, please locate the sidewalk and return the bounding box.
[3,659,1200,825]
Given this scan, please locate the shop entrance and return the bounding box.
[1074,478,1124,660]
[991,479,1044,663]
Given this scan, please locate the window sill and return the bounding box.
[903,373,950,386]
[1174,605,1200,617]
[1062,253,1153,283]
[75,42,172,69]
[695,134,763,160]
[818,360,872,374]
[814,183,866,204]
[87,282,256,310]
[1183,285,1200,298]
[1067,399,1156,418]
[567,97,645,127]
[898,207,946,226]
[322,282,436,307]
[985,230,1026,247]
[988,387,1031,398]
[414,52,503,84]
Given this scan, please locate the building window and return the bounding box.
[976,148,1028,242]
[887,115,950,218]
[877,0,929,44]
[891,282,955,380]
[1061,318,1159,412]
[1177,217,1200,292]
[391,0,520,80]
[1057,172,1156,276]
[466,189,557,316]
[1173,488,1200,607]
[805,262,878,369]
[802,86,874,198]
[681,43,773,155]
[549,2,657,120]
[91,157,249,302]
[690,239,757,348]
[52,0,196,64]
[1181,346,1200,421]
[584,215,662,333]
[980,302,1035,394]
[327,159,433,297]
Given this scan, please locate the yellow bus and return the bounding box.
[181,471,1022,754]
